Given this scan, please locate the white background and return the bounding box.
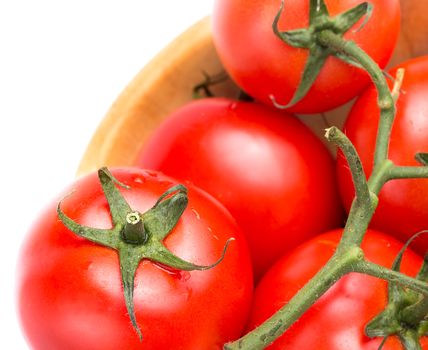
[0,1,213,347]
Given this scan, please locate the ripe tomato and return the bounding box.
[337,56,428,256]
[212,0,400,113]
[136,98,344,279]
[17,168,253,350]
[247,229,428,349]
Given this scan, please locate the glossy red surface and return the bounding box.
[17,168,253,350]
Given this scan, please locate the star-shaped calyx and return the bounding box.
[272,0,372,108]
[57,168,232,339]
[416,153,428,167]
[365,231,428,350]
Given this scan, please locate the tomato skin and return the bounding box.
[337,56,428,256]
[17,168,253,350]
[247,229,428,349]
[136,98,343,279]
[212,0,400,114]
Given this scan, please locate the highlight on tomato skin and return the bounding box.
[136,98,344,280]
[212,0,401,114]
[336,56,428,257]
[16,167,253,350]
[246,229,428,350]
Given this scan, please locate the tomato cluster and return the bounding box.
[17,0,428,349]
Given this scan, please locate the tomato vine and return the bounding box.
[224,1,428,349]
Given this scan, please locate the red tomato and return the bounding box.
[337,56,428,256]
[136,98,344,279]
[17,168,253,350]
[212,0,400,114]
[247,229,428,349]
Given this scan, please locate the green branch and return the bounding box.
[225,2,428,350]
[355,260,428,296]
[369,163,428,194]
[316,30,396,170]
[325,127,370,205]
[224,249,362,350]
[325,126,377,248]
[389,166,428,179]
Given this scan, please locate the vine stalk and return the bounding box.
[224,14,428,350]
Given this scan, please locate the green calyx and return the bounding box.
[192,70,253,102]
[57,167,232,340]
[365,231,428,350]
[192,70,230,99]
[272,0,372,108]
[415,153,428,167]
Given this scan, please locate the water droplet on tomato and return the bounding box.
[191,208,200,220]
[153,263,192,282]
[153,262,181,277]
[133,176,145,184]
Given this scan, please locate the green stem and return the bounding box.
[402,252,428,327]
[389,166,428,179]
[399,330,423,350]
[224,248,363,350]
[338,197,376,248]
[355,260,428,296]
[192,70,229,99]
[325,127,377,248]
[401,296,428,328]
[367,160,393,194]
[417,254,428,281]
[316,30,396,170]
[368,163,428,194]
[122,212,147,245]
[325,127,370,204]
[225,248,428,350]
[226,6,428,350]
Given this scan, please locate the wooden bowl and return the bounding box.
[77,3,428,176]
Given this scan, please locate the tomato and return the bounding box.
[212,0,400,114]
[136,98,344,279]
[337,56,428,256]
[17,168,253,350]
[247,229,428,349]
